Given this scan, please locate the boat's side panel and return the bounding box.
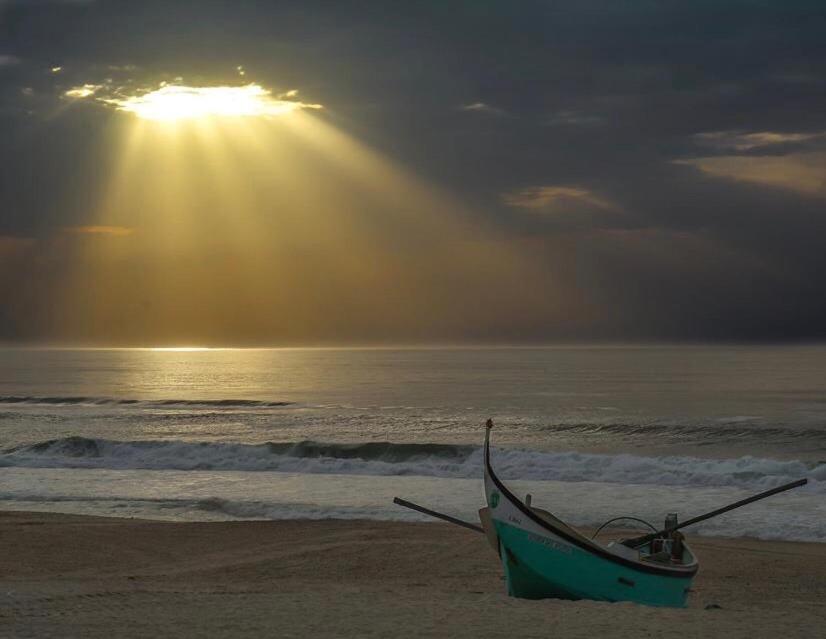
[493,520,693,606]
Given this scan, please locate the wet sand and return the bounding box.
[1,511,824,638]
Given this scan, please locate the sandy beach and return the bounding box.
[1,511,824,638]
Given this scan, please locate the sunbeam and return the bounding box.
[55,81,558,345]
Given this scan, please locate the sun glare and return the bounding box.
[105,84,322,121]
[148,347,214,352]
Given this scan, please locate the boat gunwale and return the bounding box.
[484,426,699,579]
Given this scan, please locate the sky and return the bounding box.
[1,0,826,345]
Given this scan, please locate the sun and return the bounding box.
[102,83,322,122]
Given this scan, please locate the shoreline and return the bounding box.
[2,511,824,637]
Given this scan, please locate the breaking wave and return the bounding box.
[0,395,291,408]
[2,436,823,493]
[540,421,826,443]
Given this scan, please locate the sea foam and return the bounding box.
[2,437,823,493]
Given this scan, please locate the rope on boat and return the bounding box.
[591,516,658,540]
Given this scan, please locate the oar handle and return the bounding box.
[626,477,808,548]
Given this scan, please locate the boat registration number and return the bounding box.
[526,532,574,555]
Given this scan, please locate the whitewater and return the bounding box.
[1,346,825,541]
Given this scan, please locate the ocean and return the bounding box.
[1,346,824,541]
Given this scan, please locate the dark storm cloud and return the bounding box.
[1,1,826,343]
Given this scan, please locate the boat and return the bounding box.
[480,420,699,607]
[393,420,806,607]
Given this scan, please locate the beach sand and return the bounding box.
[1,511,824,638]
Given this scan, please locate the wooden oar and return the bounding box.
[625,477,808,548]
[393,497,484,533]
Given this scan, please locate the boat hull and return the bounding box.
[493,519,694,606]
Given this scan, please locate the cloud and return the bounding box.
[63,84,102,99]
[693,130,825,152]
[459,102,505,115]
[545,110,604,127]
[3,1,826,342]
[0,55,20,67]
[676,153,826,198]
[502,186,617,212]
[64,225,134,236]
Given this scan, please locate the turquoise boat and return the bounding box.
[480,421,698,607]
